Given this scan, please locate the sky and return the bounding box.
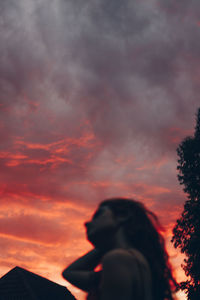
[0,0,200,299]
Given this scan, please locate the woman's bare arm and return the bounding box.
[62,248,104,291]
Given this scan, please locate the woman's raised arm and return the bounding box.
[62,248,104,291]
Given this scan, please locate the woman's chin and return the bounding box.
[87,231,112,250]
[87,231,100,246]
[87,229,100,242]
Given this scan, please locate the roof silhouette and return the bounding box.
[0,266,76,299]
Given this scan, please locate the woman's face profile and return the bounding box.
[84,205,118,247]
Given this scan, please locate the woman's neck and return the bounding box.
[107,226,133,251]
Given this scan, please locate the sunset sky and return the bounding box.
[1,0,200,299]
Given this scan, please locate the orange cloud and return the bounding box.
[0,214,69,245]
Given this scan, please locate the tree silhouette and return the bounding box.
[171,108,200,300]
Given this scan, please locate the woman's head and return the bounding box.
[87,198,178,300]
[99,198,163,249]
[84,205,121,249]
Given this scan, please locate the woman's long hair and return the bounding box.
[99,198,178,300]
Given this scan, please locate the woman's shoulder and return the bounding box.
[126,248,149,264]
[100,249,152,300]
[102,248,150,272]
[102,247,146,261]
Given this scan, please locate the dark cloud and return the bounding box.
[0,0,199,151]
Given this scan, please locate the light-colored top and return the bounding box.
[87,248,152,300]
[126,248,152,300]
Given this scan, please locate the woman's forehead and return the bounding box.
[93,205,109,216]
[98,204,109,211]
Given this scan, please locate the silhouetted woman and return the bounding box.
[62,198,177,300]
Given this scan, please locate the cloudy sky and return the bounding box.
[1,0,200,299]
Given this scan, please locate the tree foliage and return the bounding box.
[172,108,200,300]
